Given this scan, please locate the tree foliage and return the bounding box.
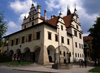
[0,11,8,47]
[88,15,100,66]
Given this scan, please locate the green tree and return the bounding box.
[88,15,100,66]
[0,11,8,47]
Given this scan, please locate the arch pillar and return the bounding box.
[38,45,49,65]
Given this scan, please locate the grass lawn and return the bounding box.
[0,61,33,66]
[89,67,100,72]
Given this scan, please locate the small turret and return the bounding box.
[59,11,62,17]
[37,4,41,13]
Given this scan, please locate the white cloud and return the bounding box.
[45,0,98,34]
[10,0,37,14]
[83,33,89,36]
[8,21,18,28]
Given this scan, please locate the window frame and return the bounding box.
[48,32,52,40]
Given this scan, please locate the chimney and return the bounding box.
[44,10,46,20]
[51,15,53,19]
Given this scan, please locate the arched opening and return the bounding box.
[9,50,14,60]
[49,56,52,62]
[9,50,14,57]
[16,49,21,61]
[47,45,55,62]
[23,48,31,61]
[34,47,40,62]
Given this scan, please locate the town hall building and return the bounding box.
[3,3,84,65]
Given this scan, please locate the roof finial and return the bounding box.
[31,1,34,7]
[67,4,71,15]
[74,3,77,11]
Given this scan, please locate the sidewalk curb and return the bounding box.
[13,69,58,73]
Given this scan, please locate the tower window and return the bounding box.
[75,53,77,57]
[32,17,34,20]
[79,33,82,39]
[24,25,26,29]
[76,25,78,29]
[63,52,65,56]
[74,30,77,36]
[61,36,64,43]
[61,25,63,30]
[32,22,34,26]
[67,39,70,45]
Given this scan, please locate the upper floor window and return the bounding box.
[32,22,34,26]
[74,30,77,37]
[79,33,82,39]
[22,36,25,43]
[61,25,63,30]
[16,38,18,45]
[61,36,64,43]
[76,25,78,29]
[36,32,40,40]
[75,53,77,57]
[29,34,32,42]
[24,25,26,29]
[32,17,34,20]
[67,39,70,45]
[11,40,13,46]
[79,43,81,48]
[55,34,58,41]
[48,32,51,40]
[75,42,77,47]
[63,52,65,56]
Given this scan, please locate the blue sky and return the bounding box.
[0,0,100,36]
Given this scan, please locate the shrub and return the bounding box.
[0,53,12,62]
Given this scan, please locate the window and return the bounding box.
[79,33,82,39]
[61,25,63,30]
[36,32,40,40]
[48,32,51,40]
[75,42,77,47]
[63,52,65,56]
[22,36,24,43]
[78,53,79,57]
[74,30,77,36]
[67,39,70,45]
[61,36,64,43]
[11,40,13,46]
[32,17,34,20]
[80,54,81,57]
[32,22,34,26]
[29,34,32,42]
[24,25,26,29]
[55,34,58,41]
[29,18,31,21]
[76,25,78,29]
[79,43,81,48]
[16,38,18,45]
[75,53,77,57]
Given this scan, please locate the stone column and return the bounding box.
[30,52,33,62]
[14,54,16,61]
[38,45,49,65]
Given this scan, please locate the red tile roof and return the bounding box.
[45,14,73,27]
[63,14,74,27]
[40,16,45,20]
[83,36,92,41]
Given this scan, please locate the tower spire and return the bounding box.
[67,5,71,15]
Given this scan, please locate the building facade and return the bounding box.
[3,3,84,65]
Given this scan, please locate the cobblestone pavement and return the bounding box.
[0,64,94,73]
